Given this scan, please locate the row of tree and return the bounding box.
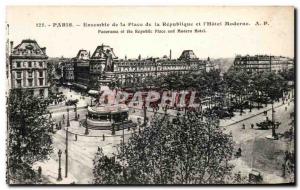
[134,68,291,111]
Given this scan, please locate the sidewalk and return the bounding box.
[32,150,77,184]
[219,99,291,127]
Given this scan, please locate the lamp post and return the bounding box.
[67,108,70,127]
[57,149,62,181]
[85,114,89,135]
[65,128,68,178]
[143,100,147,127]
[74,104,78,121]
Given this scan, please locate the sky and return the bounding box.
[6,6,294,59]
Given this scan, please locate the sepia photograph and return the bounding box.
[5,6,295,185]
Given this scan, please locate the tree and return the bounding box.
[93,148,124,184]
[260,71,286,137]
[224,69,250,112]
[7,89,53,184]
[93,112,234,184]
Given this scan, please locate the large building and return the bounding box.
[67,44,212,91]
[233,55,294,73]
[89,45,209,89]
[62,62,74,82]
[72,49,90,90]
[9,39,49,97]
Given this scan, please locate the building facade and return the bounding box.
[88,45,209,89]
[9,39,49,97]
[69,44,212,91]
[72,49,90,90]
[62,62,75,82]
[233,55,294,73]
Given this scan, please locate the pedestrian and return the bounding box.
[251,123,254,129]
[75,134,77,141]
[78,114,80,119]
[38,166,42,179]
[238,147,242,156]
[242,123,245,129]
[103,134,105,141]
[282,163,286,177]
[63,114,65,120]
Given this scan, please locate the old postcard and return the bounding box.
[5,6,295,185]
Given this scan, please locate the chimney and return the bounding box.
[138,54,141,60]
[10,41,13,53]
[41,47,46,54]
[169,49,172,60]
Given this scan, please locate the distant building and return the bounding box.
[233,55,294,73]
[69,44,213,91]
[89,45,118,89]
[62,62,74,82]
[112,49,208,87]
[9,39,49,97]
[72,49,90,90]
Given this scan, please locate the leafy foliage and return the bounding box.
[93,112,234,184]
[7,89,53,184]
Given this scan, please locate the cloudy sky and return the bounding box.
[6,6,294,59]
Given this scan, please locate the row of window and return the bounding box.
[14,61,45,68]
[15,78,44,88]
[27,89,45,96]
[16,71,44,79]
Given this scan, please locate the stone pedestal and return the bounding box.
[99,72,115,86]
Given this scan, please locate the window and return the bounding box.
[39,78,44,86]
[28,79,33,87]
[16,62,21,68]
[16,80,22,88]
[28,71,33,78]
[28,62,32,68]
[16,72,21,79]
[39,71,43,77]
[39,89,44,96]
[39,62,43,67]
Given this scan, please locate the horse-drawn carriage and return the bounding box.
[256,120,281,130]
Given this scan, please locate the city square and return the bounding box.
[5,6,295,185]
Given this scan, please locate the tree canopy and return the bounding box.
[7,89,54,184]
[93,112,234,184]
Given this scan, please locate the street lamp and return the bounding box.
[143,100,147,127]
[65,128,69,178]
[57,149,62,181]
[67,108,70,127]
[74,104,78,121]
[85,114,89,135]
